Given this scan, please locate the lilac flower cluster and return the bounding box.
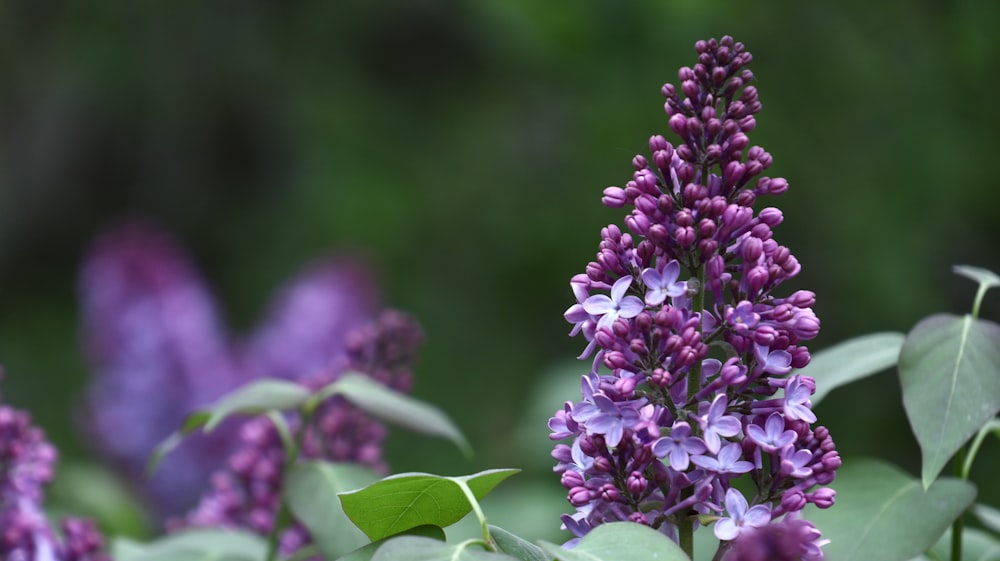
[551,37,837,559]
[79,220,379,517]
[175,310,423,559]
[0,371,110,561]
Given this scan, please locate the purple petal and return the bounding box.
[743,504,772,527]
[582,294,615,315]
[618,296,645,318]
[610,275,634,303]
[715,518,739,541]
[724,488,749,518]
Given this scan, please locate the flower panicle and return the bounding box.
[552,36,837,559]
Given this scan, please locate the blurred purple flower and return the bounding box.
[78,219,385,518]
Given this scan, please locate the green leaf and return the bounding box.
[317,372,471,456]
[370,536,519,561]
[203,378,311,431]
[147,410,210,474]
[334,526,447,561]
[538,522,689,561]
[953,265,1000,291]
[339,469,520,541]
[110,528,267,561]
[898,313,1000,487]
[489,525,550,561]
[928,527,1000,561]
[800,332,905,406]
[285,461,381,558]
[806,458,976,561]
[973,503,1000,535]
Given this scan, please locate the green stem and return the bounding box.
[686,266,707,405]
[679,516,694,560]
[458,482,495,549]
[972,282,989,319]
[264,409,313,561]
[952,446,966,561]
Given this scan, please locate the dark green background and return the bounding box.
[1,0,998,539]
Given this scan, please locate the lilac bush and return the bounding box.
[78,220,381,517]
[551,36,838,559]
[0,370,110,561]
[174,310,424,559]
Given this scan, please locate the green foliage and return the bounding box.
[339,469,520,541]
[807,459,976,561]
[369,537,519,561]
[489,525,550,561]
[898,313,1000,488]
[111,528,268,561]
[538,522,690,561]
[284,461,380,559]
[333,527,448,561]
[313,372,471,457]
[802,331,905,406]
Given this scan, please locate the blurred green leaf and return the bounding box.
[953,265,1000,291]
[898,313,1000,487]
[203,378,311,431]
[340,469,520,541]
[334,526,447,561]
[489,525,550,561]
[285,461,380,559]
[538,522,689,561]
[802,332,905,406]
[807,458,976,561]
[316,372,471,456]
[370,536,519,561]
[974,503,1000,535]
[109,528,267,561]
[49,462,150,539]
[928,527,1000,561]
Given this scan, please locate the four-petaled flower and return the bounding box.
[715,488,772,541]
[784,376,817,424]
[651,422,706,471]
[698,394,742,453]
[582,276,644,331]
[641,260,686,306]
[691,442,754,475]
[747,412,798,453]
[573,394,644,448]
[726,301,760,333]
[780,447,814,478]
[754,344,793,375]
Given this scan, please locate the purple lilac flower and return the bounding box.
[550,36,837,558]
[0,372,111,561]
[723,515,827,561]
[79,220,380,517]
[175,310,423,559]
[714,489,771,541]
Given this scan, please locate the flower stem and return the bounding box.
[952,445,967,561]
[679,517,694,559]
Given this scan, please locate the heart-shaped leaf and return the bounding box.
[898,313,1000,487]
[285,461,381,558]
[800,332,905,406]
[538,522,690,561]
[806,458,976,561]
[339,469,520,541]
[370,537,519,561]
[316,372,471,456]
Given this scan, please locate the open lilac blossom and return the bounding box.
[582,275,644,331]
[651,422,705,471]
[175,310,424,559]
[641,260,686,306]
[715,488,771,541]
[79,220,381,517]
[691,442,755,476]
[0,372,111,561]
[549,36,837,558]
[746,412,798,453]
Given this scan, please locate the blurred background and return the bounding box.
[1,0,999,544]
